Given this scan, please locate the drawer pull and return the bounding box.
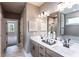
[40,53,43,56]
[46,52,52,57]
[40,47,43,49]
[33,46,35,50]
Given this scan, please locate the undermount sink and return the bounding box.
[42,39,56,45]
[57,41,79,50]
[41,37,79,52]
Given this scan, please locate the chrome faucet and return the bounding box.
[63,39,71,48]
[40,35,43,39]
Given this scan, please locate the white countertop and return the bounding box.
[30,36,79,57]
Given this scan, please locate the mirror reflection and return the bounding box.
[59,3,79,44]
[60,3,79,36]
[47,12,58,39]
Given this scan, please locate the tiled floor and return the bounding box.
[4,45,32,57]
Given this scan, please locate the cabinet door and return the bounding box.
[39,44,45,57]
[39,52,45,57]
[45,48,63,57]
[45,53,52,57]
[30,40,39,57]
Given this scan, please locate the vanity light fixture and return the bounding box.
[38,11,49,18]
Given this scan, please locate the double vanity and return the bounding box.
[29,3,79,57]
[30,9,79,57]
[30,36,79,57]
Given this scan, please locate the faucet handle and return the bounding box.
[40,35,43,39]
[68,39,71,43]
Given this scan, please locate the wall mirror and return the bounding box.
[60,3,79,36]
[47,12,59,38]
[59,2,79,43]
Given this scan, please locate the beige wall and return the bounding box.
[40,2,61,36]
[0,4,7,57]
[0,4,2,57]
[24,3,40,53]
[1,18,7,56]
[20,3,47,53]
[20,2,61,53]
[20,6,26,48]
[39,2,58,14]
[20,3,27,52]
[26,3,47,36]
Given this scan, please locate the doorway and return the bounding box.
[6,20,18,46]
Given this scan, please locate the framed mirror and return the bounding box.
[58,2,79,43]
[47,12,58,38]
[60,3,79,37]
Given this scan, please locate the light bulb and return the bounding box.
[41,13,44,17]
[46,13,49,16]
[38,14,41,18]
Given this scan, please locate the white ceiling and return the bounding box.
[28,2,45,7]
[2,2,25,14]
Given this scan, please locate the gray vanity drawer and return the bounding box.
[39,52,45,57]
[39,44,45,57]
[45,48,63,57]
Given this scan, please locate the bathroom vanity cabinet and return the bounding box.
[39,44,45,57]
[30,40,39,57]
[45,48,63,57]
[30,40,63,57]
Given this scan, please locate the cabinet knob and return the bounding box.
[40,47,43,49]
[33,46,35,50]
[40,53,43,56]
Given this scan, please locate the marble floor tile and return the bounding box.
[4,45,32,57]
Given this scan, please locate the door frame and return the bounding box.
[5,18,19,47]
